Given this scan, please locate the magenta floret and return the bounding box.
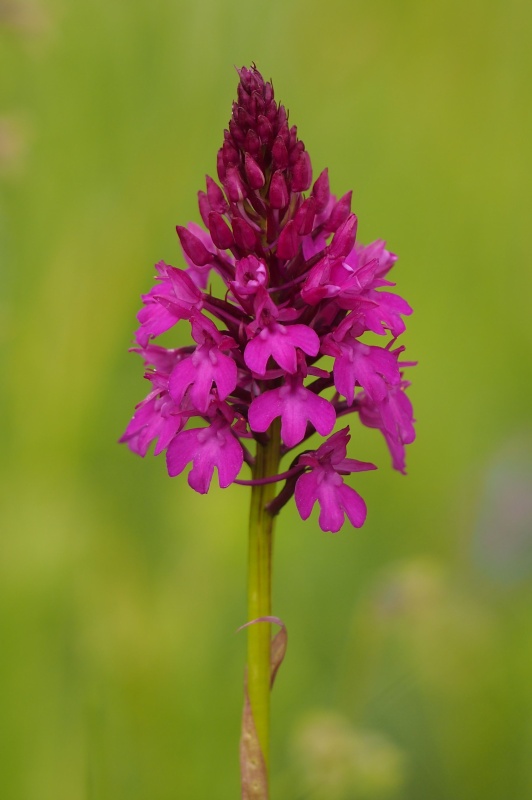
[295,428,377,532]
[121,66,416,531]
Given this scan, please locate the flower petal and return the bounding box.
[166,423,242,493]
[338,483,367,528]
[294,470,320,521]
[248,391,283,434]
[316,478,345,533]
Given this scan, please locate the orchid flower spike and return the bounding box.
[121,65,415,532]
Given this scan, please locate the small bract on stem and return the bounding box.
[121,65,415,799]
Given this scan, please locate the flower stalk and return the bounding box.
[246,418,281,774]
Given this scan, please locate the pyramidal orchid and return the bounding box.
[121,65,415,799]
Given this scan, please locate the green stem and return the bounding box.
[247,418,281,775]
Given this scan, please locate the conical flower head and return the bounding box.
[121,65,416,532]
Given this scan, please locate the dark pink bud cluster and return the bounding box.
[121,66,415,532]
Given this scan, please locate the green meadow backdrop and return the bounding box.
[2,1,532,798]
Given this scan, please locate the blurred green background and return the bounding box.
[2,0,532,798]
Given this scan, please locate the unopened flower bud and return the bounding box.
[295,197,317,236]
[245,153,266,189]
[229,117,245,146]
[222,139,239,168]
[325,191,353,233]
[244,129,261,157]
[257,114,273,144]
[312,168,330,211]
[263,81,273,104]
[272,136,289,170]
[237,82,251,106]
[292,150,312,192]
[328,214,358,259]
[276,104,287,127]
[269,170,289,209]
[249,91,265,118]
[176,225,213,267]
[209,212,234,250]
[206,175,227,214]
[289,125,299,150]
[198,191,211,227]
[277,220,300,260]
[232,216,258,252]
[289,139,304,166]
[224,166,245,202]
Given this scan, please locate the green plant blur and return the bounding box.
[2,1,532,798]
